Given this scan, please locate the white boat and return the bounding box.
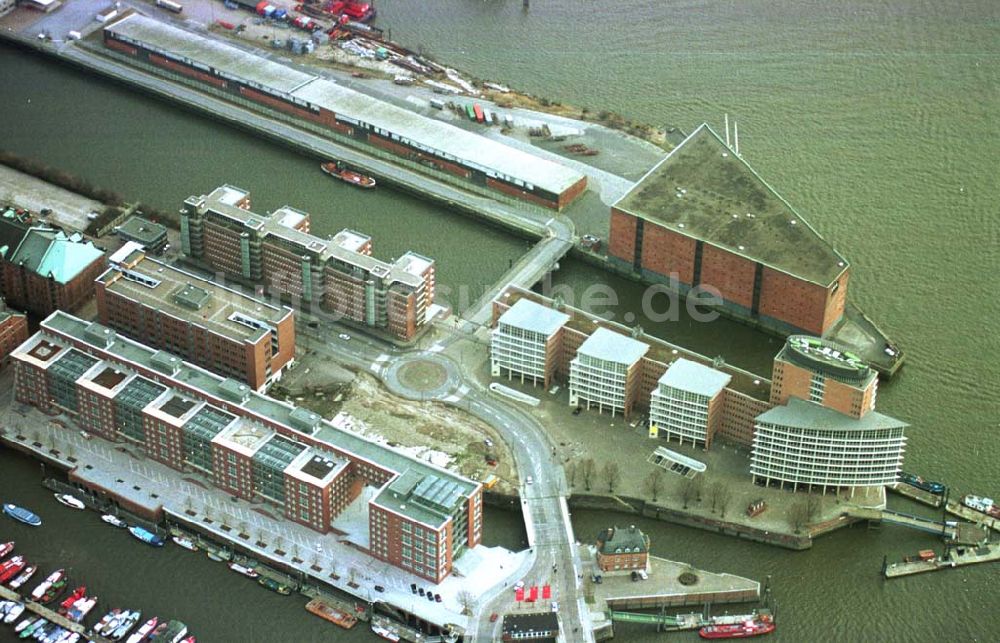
[109,610,141,641]
[9,564,38,590]
[227,562,258,578]
[372,624,401,641]
[126,617,157,643]
[53,494,85,511]
[101,515,128,529]
[3,602,25,624]
[31,569,65,601]
[15,616,37,633]
[171,536,198,552]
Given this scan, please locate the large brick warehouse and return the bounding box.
[609,124,849,337]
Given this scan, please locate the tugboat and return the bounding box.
[3,504,42,527]
[101,514,128,529]
[8,564,38,590]
[30,570,65,601]
[53,495,85,511]
[128,526,165,547]
[258,577,292,595]
[126,617,158,643]
[227,562,259,579]
[320,161,376,189]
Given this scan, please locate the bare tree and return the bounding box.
[718,489,732,519]
[602,462,622,493]
[679,477,702,509]
[457,589,475,615]
[566,461,577,488]
[709,481,730,514]
[643,470,665,502]
[806,492,822,521]
[789,501,811,533]
[581,459,597,491]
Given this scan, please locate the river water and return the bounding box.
[1,0,998,639]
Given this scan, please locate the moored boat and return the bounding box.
[30,570,65,601]
[101,515,128,529]
[19,617,45,639]
[963,494,1000,519]
[227,562,258,578]
[171,536,198,552]
[699,618,775,639]
[109,610,141,641]
[372,624,401,642]
[305,598,357,629]
[0,541,13,558]
[9,564,38,590]
[0,556,26,583]
[58,587,86,614]
[4,601,25,624]
[65,597,97,624]
[899,472,945,494]
[3,505,41,527]
[148,619,187,642]
[53,495,85,511]
[126,616,158,643]
[320,162,376,189]
[258,577,292,595]
[39,578,68,605]
[14,616,37,634]
[94,609,123,636]
[128,526,165,547]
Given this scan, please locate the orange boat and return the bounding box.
[321,162,376,189]
[306,598,357,629]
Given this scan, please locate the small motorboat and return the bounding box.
[53,495,85,511]
[101,514,128,529]
[171,536,198,552]
[3,504,41,527]
[93,608,122,636]
[30,569,65,601]
[0,556,26,583]
[258,576,292,595]
[65,596,97,623]
[109,610,141,641]
[320,161,376,189]
[228,562,259,578]
[58,586,86,614]
[128,526,165,547]
[9,564,38,590]
[3,601,25,624]
[0,541,13,558]
[126,617,158,643]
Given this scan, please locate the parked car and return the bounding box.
[434,593,442,603]
[410,583,418,594]
[631,571,639,582]
[490,612,499,622]
[374,585,385,592]
[525,476,534,485]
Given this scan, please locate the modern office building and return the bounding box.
[751,398,907,491]
[115,215,169,254]
[490,298,570,389]
[770,335,877,419]
[569,327,649,418]
[0,227,106,318]
[492,286,772,444]
[103,14,587,210]
[95,242,295,391]
[608,124,849,337]
[12,311,481,583]
[180,185,434,342]
[0,305,29,364]
[649,358,732,448]
[595,525,650,572]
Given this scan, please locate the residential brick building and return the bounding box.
[608,124,849,337]
[0,306,29,364]
[595,525,650,572]
[96,242,295,391]
[180,185,434,342]
[11,311,481,583]
[1,227,105,317]
[770,335,877,419]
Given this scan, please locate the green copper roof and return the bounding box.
[9,227,104,284]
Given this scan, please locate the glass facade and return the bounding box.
[115,377,167,442]
[183,406,234,474]
[252,435,305,505]
[47,350,98,410]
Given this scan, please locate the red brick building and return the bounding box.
[0,307,29,365]
[770,335,878,419]
[96,243,295,392]
[608,125,849,337]
[595,525,650,572]
[1,227,105,318]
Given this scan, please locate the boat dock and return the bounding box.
[888,483,943,508]
[945,501,1000,533]
[883,543,1000,579]
[0,583,112,643]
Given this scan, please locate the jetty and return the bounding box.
[883,543,1000,579]
[0,584,112,643]
[888,482,943,508]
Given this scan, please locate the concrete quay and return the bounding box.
[888,482,944,508]
[883,543,1000,579]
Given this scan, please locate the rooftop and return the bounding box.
[596,525,650,555]
[498,298,570,337]
[116,216,167,244]
[779,335,874,385]
[9,227,104,284]
[107,14,586,196]
[614,124,847,286]
[659,358,732,398]
[496,286,771,400]
[501,613,559,637]
[756,398,908,433]
[576,327,649,366]
[101,249,291,344]
[38,311,478,525]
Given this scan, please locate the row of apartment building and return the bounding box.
[490,287,907,491]
[180,185,435,342]
[12,312,481,583]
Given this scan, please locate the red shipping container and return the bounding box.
[542,585,551,599]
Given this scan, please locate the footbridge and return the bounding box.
[845,508,957,538]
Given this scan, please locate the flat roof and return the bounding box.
[498,298,570,337]
[116,216,167,243]
[614,124,847,286]
[38,311,478,525]
[107,14,585,196]
[659,358,732,398]
[756,398,907,432]
[101,251,290,344]
[496,286,771,400]
[331,229,370,253]
[576,327,649,366]
[779,335,874,385]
